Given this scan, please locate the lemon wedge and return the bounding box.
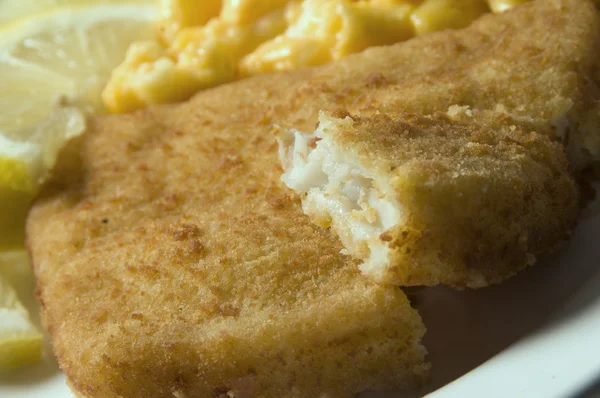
[0,136,40,251]
[0,2,156,250]
[0,267,42,370]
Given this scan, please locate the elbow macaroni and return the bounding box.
[239,0,415,75]
[486,0,528,13]
[102,0,531,113]
[410,0,489,36]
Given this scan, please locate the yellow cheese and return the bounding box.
[104,0,531,113]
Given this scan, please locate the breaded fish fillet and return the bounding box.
[26,0,595,396]
[279,111,579,288]
[27,109,429,398]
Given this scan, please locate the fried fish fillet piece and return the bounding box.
[279,111,579,288]
[26,0,595,396]
[27,109,429,398]
[274,0,594,288]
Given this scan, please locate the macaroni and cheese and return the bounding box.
[102,0,529,113]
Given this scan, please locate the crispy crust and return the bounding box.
[27,110,429,397]
[26,0,598,395]
[318,112,579,288]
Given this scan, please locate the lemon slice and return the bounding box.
[0,270,42,370]
[0,2,156,250]
[0,4,157,131]
[0,0,155,29]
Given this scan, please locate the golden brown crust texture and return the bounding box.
[326,112,579,288]
[26,0,597,395]
[28,110,429,397]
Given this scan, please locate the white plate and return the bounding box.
[1,212,599,398]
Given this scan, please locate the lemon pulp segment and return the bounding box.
[0,273,42,370]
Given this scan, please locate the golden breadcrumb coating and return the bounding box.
[280,111,579,288]
[27,109,429,398]
[26,0,597,395]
